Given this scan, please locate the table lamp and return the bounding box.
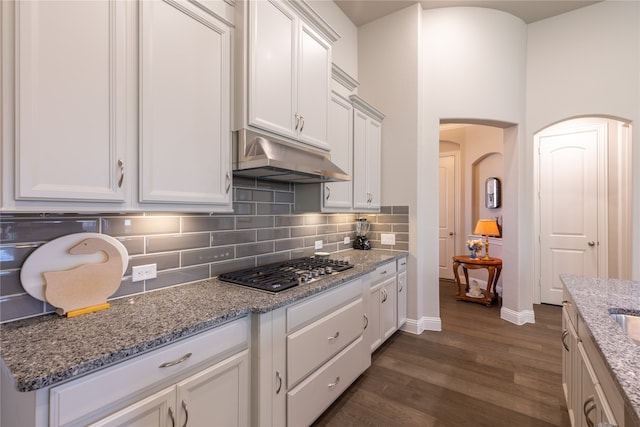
[474,219,500,260]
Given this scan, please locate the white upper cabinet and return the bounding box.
[2,0,234,212]
[240,0,337,151]
[139,0,232,207]
[323,91,353,210]
[12,0,130,205]
[352,96,383,211]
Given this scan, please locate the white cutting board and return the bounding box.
[21,233,128,302]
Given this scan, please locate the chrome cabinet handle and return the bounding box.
[588,241,596,247]
[380,270,388,276]
[583,396,596,427]
[294,113,300,131]
[328,331,340,342]
[169,406,176,427]
[381,289,388,303]
[399,283,403,292]
[181,400,188,427]
[117,159,124,188]
[159,353,192,368]
[326,185,330,200]
[363,313,368,330]
[275,371,282,394]
[328,376,340,389]
[299,115,304,132]
[562,300,571,307]
[561,330,569,352]
[225,171,231,194]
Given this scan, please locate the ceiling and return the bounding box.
[334,0,601,26]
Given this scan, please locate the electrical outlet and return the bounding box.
[132,264,157,282]
[343,236,350,245]
[381,233,396,245]
[314,240,323,250]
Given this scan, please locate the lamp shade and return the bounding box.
[474,219,500,236]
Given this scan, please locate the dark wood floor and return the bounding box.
[312,280,571,427]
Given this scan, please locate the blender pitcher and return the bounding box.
[353,218,371,250]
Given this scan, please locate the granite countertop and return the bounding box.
[561,274,640,425]
[1,249,407,393]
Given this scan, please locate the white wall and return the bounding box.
[422,8,529,322]
[526,0,640,280]
[357,4,428,331]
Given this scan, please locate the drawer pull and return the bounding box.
[159,352,192,368]
[169,406,176,427]
[401,261,406,266]
[363,314,368,330]
[275,371,282,394]
[561,330,569,352]
[562,300,571,307]
[583,396,596,427]
[380,270,387,275]
[181,400,189,427]
[328,376,340,389]
[328,331,340,342]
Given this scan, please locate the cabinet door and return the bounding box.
[15,0,128,202]
[89,387,175,427]
[397,270,407,328]
[366,118,382,209]
[175,350,249,427]
[140,0,231,207]
[324,92,353,210]
[248,0,297,139]
[296,22,330,149]
[367,282,383,352]
[381,277,397,341]
[562,308,579,426]
[353,109,370,209]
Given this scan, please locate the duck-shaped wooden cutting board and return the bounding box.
[21,233,129,317]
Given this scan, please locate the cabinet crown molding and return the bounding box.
[331,63,359,92]
[286,0,340,43]
[350,95,385,121]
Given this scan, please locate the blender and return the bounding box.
[353,217,371,250]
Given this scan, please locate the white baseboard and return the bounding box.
[399,316,442,334]
[500,307,536,325]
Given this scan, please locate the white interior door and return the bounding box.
[439,155,456,279]
[539,125,603,304]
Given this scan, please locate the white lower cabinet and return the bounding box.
[89,350,249,427]
[397,256,408,329]
[46,317,249,427]
[252,278,369,427]
[562,291,625,427]
[366,261,397,353]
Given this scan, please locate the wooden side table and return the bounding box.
[452,255,502,306]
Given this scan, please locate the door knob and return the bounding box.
[588,241,595,247]
[449,232,454,236]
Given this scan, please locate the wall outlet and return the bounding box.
[381,233,396,245]
[343,236,350,245]
[314,240,323,250]
[132,264,157,282]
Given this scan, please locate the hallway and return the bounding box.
[313,281,570,426]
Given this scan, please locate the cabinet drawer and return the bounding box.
[50,317,249,426]
[287,278,362,332]
[287,298,363,387]
[397,257,407,273]
[371,261,396,285]
[287,335,367,427]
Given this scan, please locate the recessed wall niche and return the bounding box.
[472,152,503,235]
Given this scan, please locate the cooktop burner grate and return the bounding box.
[218,257,353,293]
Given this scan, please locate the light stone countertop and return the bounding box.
[1,249,407,393]
[561,274,640,426]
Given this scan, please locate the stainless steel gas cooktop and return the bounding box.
[218,257,353,293]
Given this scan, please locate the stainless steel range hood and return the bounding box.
[233,129,351,183]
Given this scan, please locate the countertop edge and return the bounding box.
[1,249,408,393]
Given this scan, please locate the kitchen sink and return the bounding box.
[609,310,640,345]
